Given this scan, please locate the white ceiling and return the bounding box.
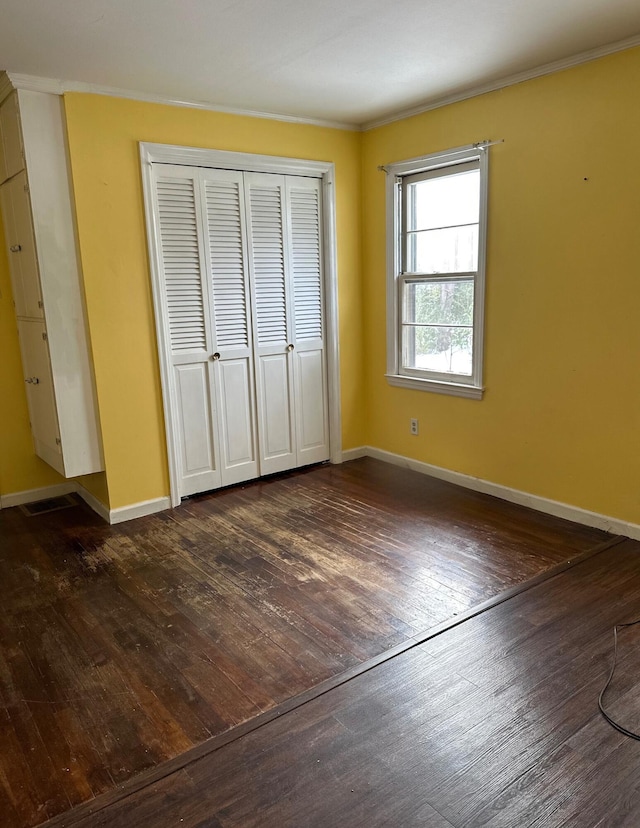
[1,0,640,127]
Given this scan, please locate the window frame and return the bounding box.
[385,144,489,399]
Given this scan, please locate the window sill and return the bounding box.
[385,373,484,400]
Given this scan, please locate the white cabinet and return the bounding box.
[1,170,43,319]
[0,92,24,183]
[17,320,62,468]
[0,80,103,478]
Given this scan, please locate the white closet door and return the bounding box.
[286,176,329,466]
[245,173,297,475]
[200,169,258,486]
[151,164,330,500]
[155,166,221,497]
[245,173,329,475]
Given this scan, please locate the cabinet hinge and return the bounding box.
[55,437,62,446]
[24,183,29,194]
[42,331,48,341]
[37,300,43,308]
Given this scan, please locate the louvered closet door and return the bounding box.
[200,169,258,486]
[154,166,221,496]
[245,173,329,475]
[245,173,297,475]
[286,176,329,466]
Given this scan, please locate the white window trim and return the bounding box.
[385,143,489,400]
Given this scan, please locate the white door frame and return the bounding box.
[140,142,342,508]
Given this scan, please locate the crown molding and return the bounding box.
[362,33,640,131]
[4,72,63,95]
[4,32,640,133]
[0,71,15,103]
[3,71,357,131]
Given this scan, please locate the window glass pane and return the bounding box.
[405,280,474,326]
[407,169,479,232]
[408,224,478,273]
[403,325,473,376]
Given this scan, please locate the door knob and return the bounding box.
[287,344,294,352]
[210,352,221,361]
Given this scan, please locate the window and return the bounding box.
[385,144,488,398]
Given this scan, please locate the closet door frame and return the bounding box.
[140,142,342,509]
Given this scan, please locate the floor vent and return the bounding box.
[19,494,78,516]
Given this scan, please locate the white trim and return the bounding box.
[139,147,181,508]
[75,484,111,523]
[140,142,342,508]
[0,72,14,103]
[4,449,636,537]
[108,496,172,525]
[140,143,336,177]
[385,374,483,399]
[351,446,640,540]
[322,169,342,465]
[385,144,487,397]
[0,482,76,509]
[363,34,640,131]
[0,480,169,524]
[4,34,640,133]
[2,72,356,132]
[340,446,369,462]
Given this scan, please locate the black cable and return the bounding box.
[598,617,640,740]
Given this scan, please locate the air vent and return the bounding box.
[19,494,78,516]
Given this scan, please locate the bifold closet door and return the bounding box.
[153,165,329,498]
[154,166,257,497]
[245,173,329,476]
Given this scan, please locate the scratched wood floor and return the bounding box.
[52,538,640,828]
[0,458,610,827]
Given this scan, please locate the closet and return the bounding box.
[148,162,330,498]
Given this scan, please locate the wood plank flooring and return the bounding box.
[0,458,611,827]
[50,539,640,828]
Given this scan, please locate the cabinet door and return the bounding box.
[17,319,62,472]
[0,171,43,318]
[0,92,24,183]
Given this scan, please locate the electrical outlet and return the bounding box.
[410,418,419,436]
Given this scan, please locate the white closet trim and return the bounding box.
[140,142,342,508]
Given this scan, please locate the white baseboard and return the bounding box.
[6,449,637,538]
[343,445,640,541]
[108,496,172,524]
[75,484,111,523]
[340,446,369,462]
[0,482,76,509]
[1,482,171,525]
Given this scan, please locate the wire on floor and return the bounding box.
[598,618,640,740]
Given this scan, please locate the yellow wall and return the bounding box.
[0,209,66,496]
[361,47,640,524]
[4,46,640,527]
[63,95,363,509]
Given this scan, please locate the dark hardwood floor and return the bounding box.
[0,458,614,827]
[48,539,640,828]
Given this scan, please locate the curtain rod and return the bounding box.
[378,139,504,173]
